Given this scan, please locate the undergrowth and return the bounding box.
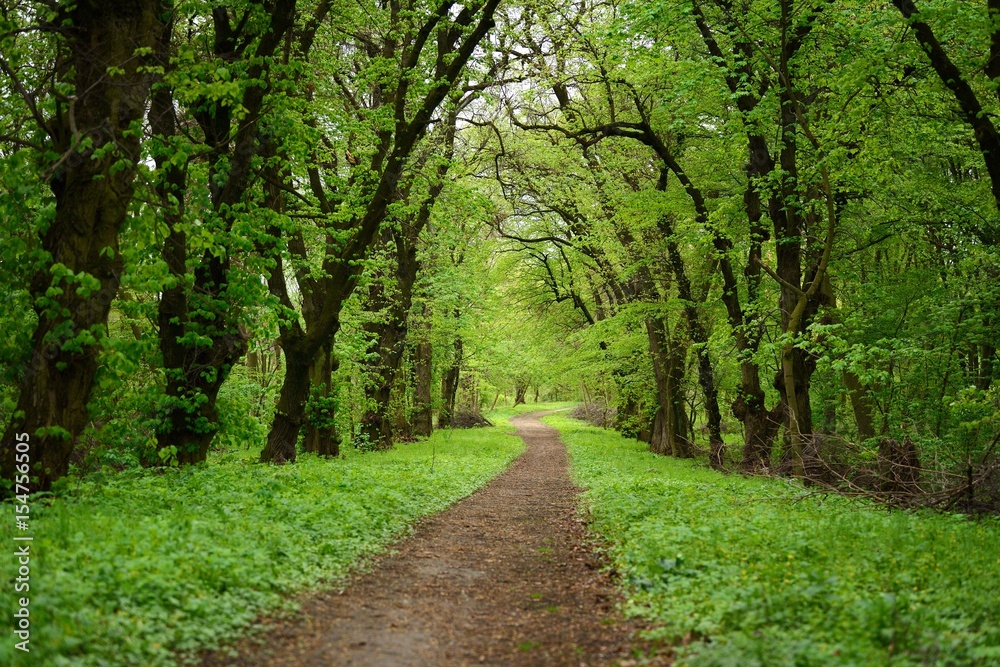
[0,424,523,666]
[545,414,1000,666]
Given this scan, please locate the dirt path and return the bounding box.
[202,412,660,666]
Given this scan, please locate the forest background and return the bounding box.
[1,0,1000,664]
[1,0,996,502]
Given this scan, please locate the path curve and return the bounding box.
[202,411,654,666]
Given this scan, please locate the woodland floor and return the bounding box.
[200,412,666,667]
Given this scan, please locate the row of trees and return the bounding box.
[0,0,525,491]
[484,0,998,495]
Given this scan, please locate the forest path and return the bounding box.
[201,412,657,667]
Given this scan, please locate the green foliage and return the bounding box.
[213,365,279,453]
[548,415,1000,666]
[0,426,523,666]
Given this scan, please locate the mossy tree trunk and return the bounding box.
[259,3,500,461]
[304,340,340,457]
[0,0,163,491]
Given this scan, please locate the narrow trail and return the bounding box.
[201,412,659,666]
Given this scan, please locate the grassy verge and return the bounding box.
[487,400,577,424]
[1,425,523,666]
[544,414,1000,666]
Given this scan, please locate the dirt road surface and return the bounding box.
[201,412,664,666]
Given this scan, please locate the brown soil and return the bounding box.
[201,411,667,667]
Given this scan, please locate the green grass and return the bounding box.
[1,424,523,666]
[487,400,576,423]
[544,414,1000,666]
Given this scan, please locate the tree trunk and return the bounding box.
[391,363,412,439]
[157,256,250,460]
[359,227,421,449]
[733,133,782,471]
[247,341,281,380]
[155,2,295,463]
[439,337,462,428]
[844,370,876,442]
[893,0,1000,218]
[656,212,725,467]
[736,397,783,472]
[303,340,340,457]
[412,337,433,437]
[513,381,528,406]
[690,2,802,472]
[615,386,642,439]
[258,85,464,460]
[0,0,162,491]
[646,318,692,458]
[773,79,812,453]
[260,347,312,464]
[877,437,922,495]
[358,351,398,449]
[358,275,394,449]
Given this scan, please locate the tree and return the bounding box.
[150,0,300,464]
[258,0,502,463]
[890,0,1000,234]
[357,103,460,447]
[0,0,164,491]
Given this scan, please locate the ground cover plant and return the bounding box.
[547,414,1000,666]
[0,424,523,667]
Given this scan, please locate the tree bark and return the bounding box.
[439,337,462,428]
[772,72,815,459]
[733,133,784,471]
[260,345,311,464]
[893,0,1000,220]
[156,244,249,464]
[844,370,876,442]
[646,318,693,458]
[303,340,340,457]
[391,358,413,439]
[411,332,433,437]
[656,208,725,467]
[358,133,446,446]
[358,277,409,449]
[691,0,823,470]
[513,381,528,406]
[0,0,163,491]
[258,5,494,461]
[772,68,840,478]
